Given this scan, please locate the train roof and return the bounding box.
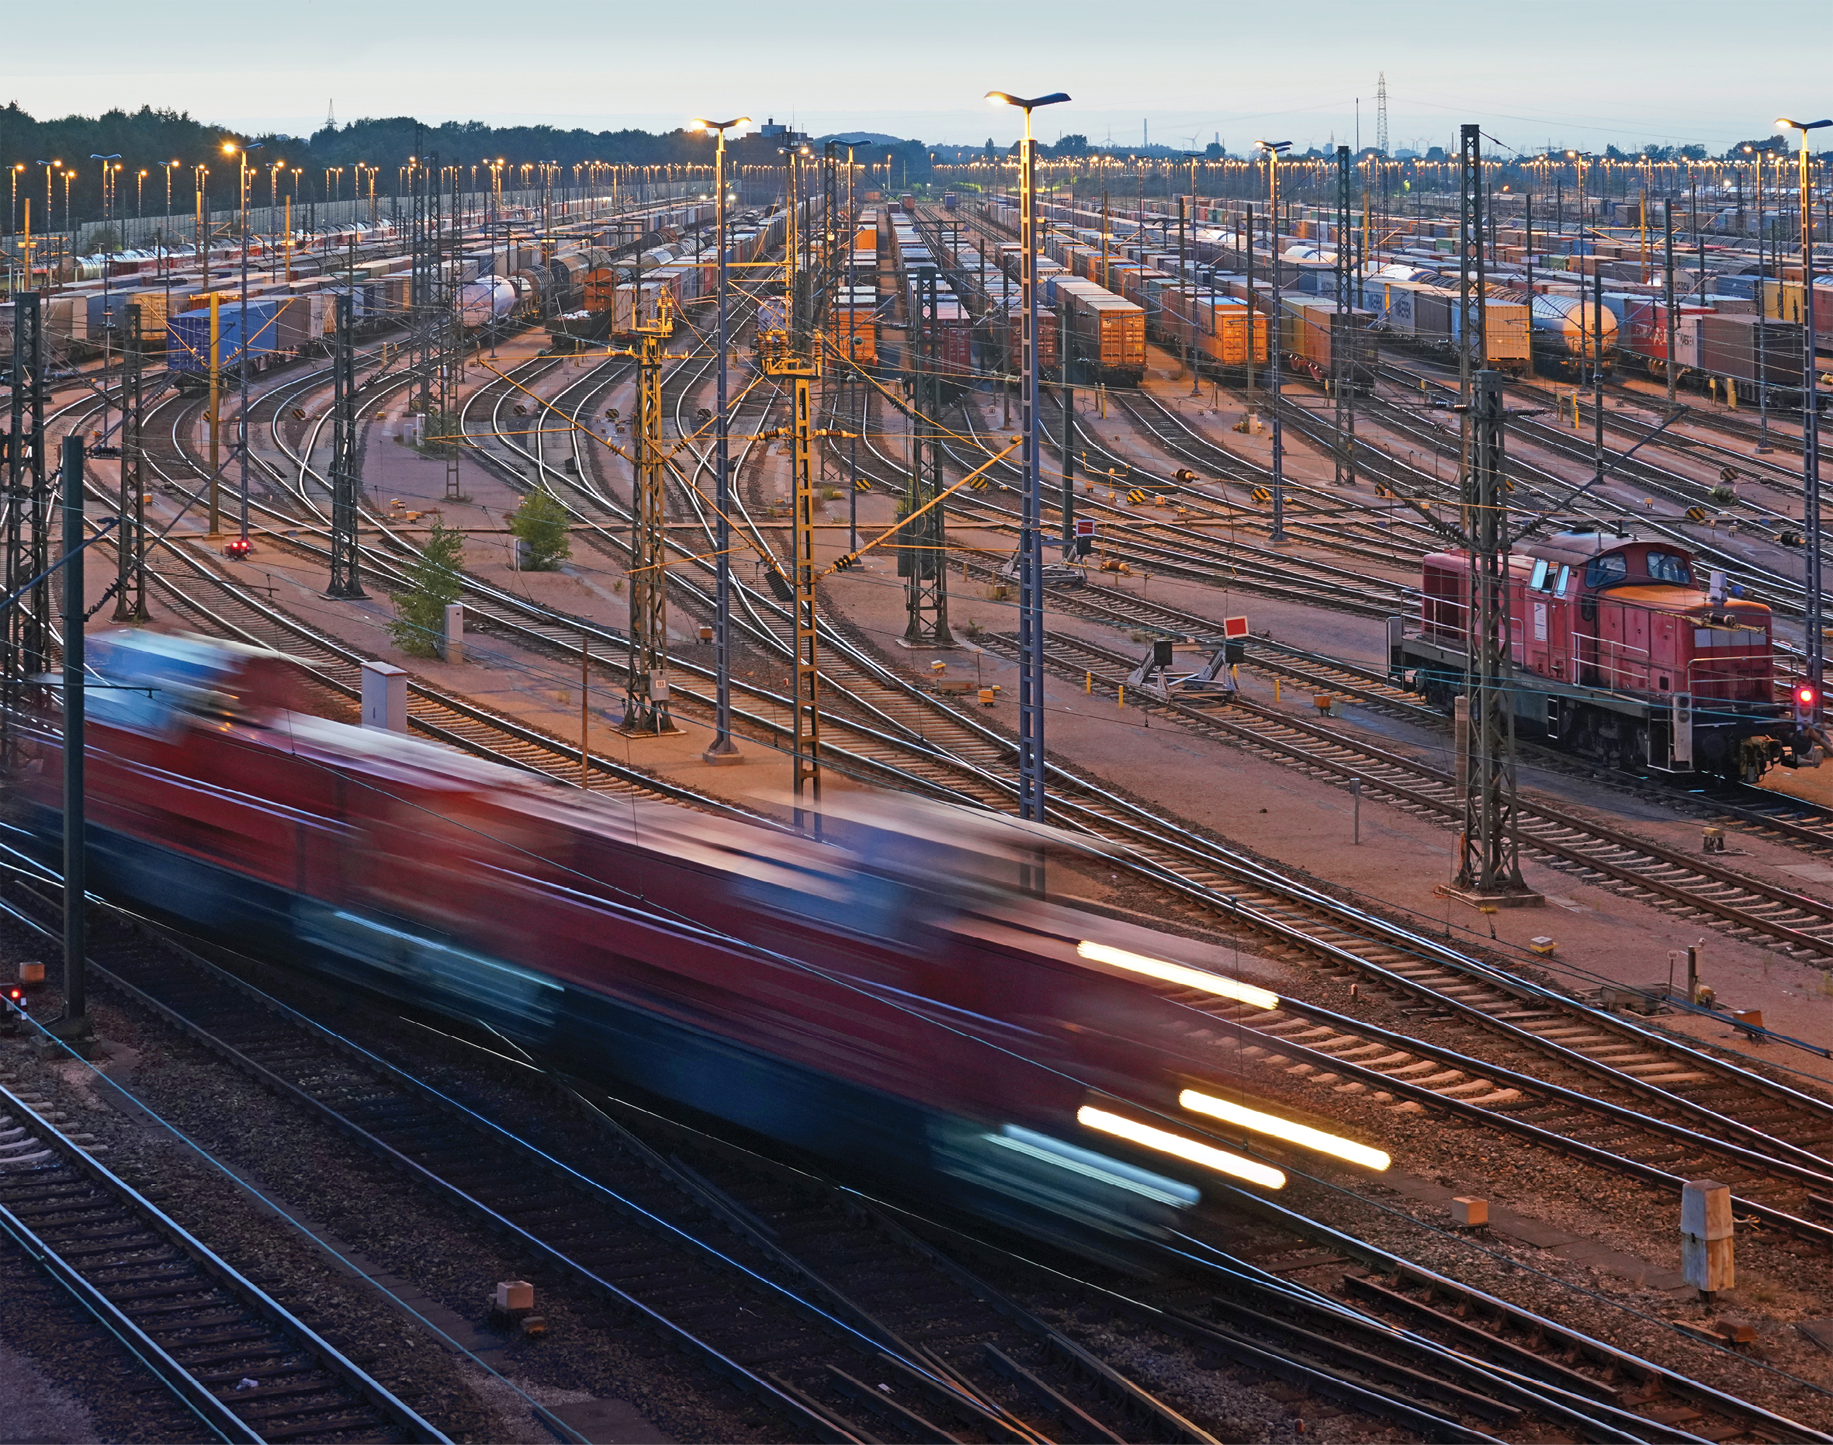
[1519,528,1656,566]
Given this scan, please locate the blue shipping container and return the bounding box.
[167,298,285,373]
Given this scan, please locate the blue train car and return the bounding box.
[166,298,285,374]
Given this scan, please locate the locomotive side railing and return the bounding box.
[1568,629,1650,693]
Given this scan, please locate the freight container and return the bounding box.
[276,293,330,350]
[988,300,1058,374]
[1056,279,1146,384]
[1758,277,1833,345]
[166,298,285,374]
[1614,299,1712,371]
[1279,297,1376,389]
[1159,288,1266,368]
[828,286,878,366]
[1699,315,1804,390]
[45,294,87,343]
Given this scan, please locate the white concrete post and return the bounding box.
[1681,1178,1733,1294]
[361,661,408,732]
[442,603,464,663]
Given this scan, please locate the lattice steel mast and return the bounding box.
[1335,145,1357,488]
[621,304,677,735]
[4,293,47,769]
[902,264,953,647]
[326,292,366,599]
[111,306,148,622]
[1453,123,1528,899]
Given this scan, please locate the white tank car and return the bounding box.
[458,278,518,329]
[1531,293,1617,371]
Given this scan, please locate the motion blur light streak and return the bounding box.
[1076,940,1279,1010]
[1179,1089,1392,1171]
[1076,1106,1287,1190]
[991,1126,1198,1207]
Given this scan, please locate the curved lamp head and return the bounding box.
[1776,117,1833,145]
[691,117,751,134]
[1255,140,1292,156]
[986,91,1071,111]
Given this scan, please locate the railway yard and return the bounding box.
[10,107,1833,1445]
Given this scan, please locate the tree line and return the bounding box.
[0,102,935,230]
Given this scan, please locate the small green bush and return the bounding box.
[389,518,466,656]
[509,485,572,571]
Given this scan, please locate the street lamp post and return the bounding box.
[988,88,1071,832]
[1258,140,1293,541]
[90,154,122,443]
[1778,115,1831,724]
[224,140,263,553]
[691,116,751,765]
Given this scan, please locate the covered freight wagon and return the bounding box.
[1159,288,1267,370]
[1055,278,1145,384]
[166,298,288,377]
[1279,297,1376,390]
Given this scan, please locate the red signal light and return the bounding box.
[1800,686,1819,708]
[224,537,251,559]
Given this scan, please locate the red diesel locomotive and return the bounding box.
[1391,528,1823,782]
[13,630,1390,1254]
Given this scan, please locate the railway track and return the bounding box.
[0,864,1548,1445]
[101,232,1833,1309]
[0,1064,444,1444]
[968,626,1833,1208]
[472,325,1833,1259]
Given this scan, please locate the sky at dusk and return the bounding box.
[3,0,1826,156]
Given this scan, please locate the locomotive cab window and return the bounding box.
[1645,551,1692,585]
[1529,559,1550,590]
[1554,565,1572,597]
[1584,553,1628,588]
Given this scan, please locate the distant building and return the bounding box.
[758,118,786,138]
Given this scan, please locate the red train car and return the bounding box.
[14,631,1389,1253]
[1394,529,1821,781]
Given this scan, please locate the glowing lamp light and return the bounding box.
[225,537,251,559]
[1180,1089,1391,1171]
[1799,686,1818,707]
[1078,1106,1285,1189]
[1077,940,1279,1010]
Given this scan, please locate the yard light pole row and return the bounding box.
[1258,140,1292,542]
[690,115,751,765]
[1777,115,1830,726]
[225,139,263,553]
[89,153,120,443]
[988,88,1070,831]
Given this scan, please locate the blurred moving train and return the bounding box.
[1391,529,1825,781]
[10,631,1391,1255]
